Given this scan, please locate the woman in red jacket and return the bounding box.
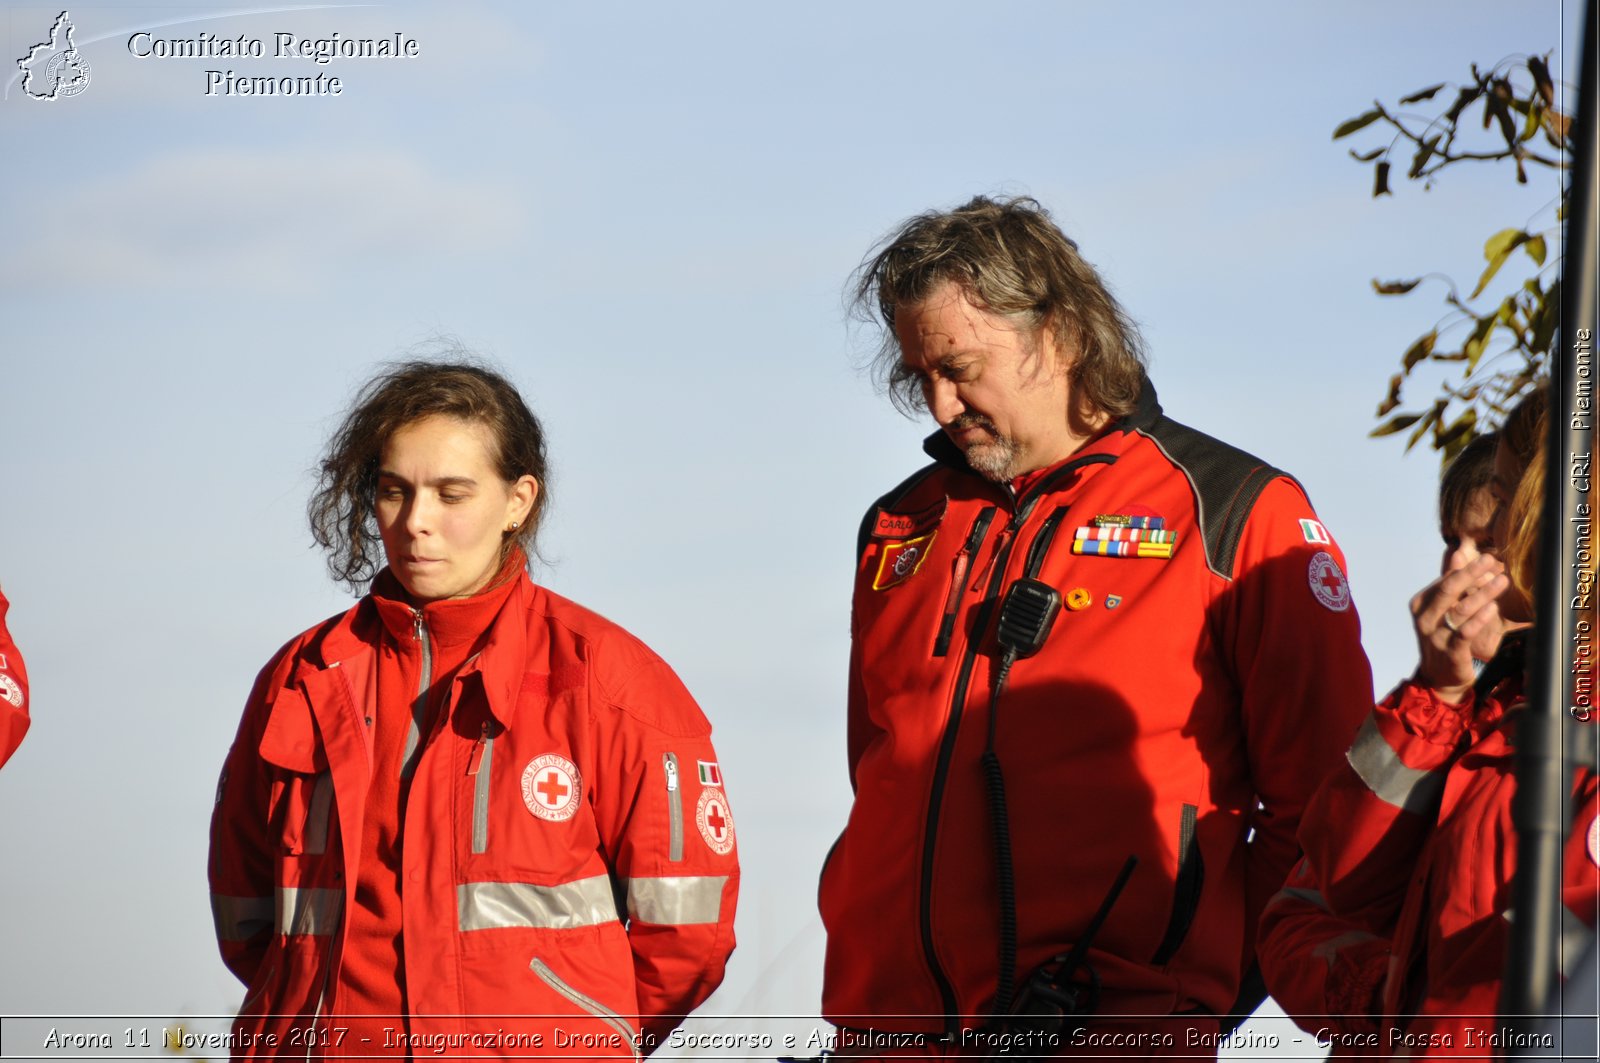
[1280,389,1596,1058]
[209,361,738,1059]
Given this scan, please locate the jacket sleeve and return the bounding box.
[1222,479,1375,955]
[589,650,738,1055]
[208,641,300,988]
[0,590,30,770]
[1299,681,1477,928]
[1257,855,1389,1037]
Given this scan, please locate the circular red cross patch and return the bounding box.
[1307,551,1351,613]
[696,788,735,855]
[521,754,582,822]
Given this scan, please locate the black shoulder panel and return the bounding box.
[1137,416,1297,580]
[856,462,943,557]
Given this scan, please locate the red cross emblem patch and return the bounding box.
[521,753,582,822]
[696,787,736,855]
[1307,551,1352,613]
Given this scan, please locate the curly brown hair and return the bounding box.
[851,195,1147,420]
[309,358,551,594]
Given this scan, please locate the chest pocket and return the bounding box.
[269,770,334,856]
[458,683,602,880]
[258,687,333,856]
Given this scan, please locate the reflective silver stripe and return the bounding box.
[1346,714,1446,814]
[277,886,342,936]
[530,958,640,1062]
[212,894,274,942]
[626,875,728,925]
[1267,885,1329,912]
[472,731,494,855]
[303,772,334,856]
[457,876,620,931]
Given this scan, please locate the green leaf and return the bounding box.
[1522,101,1543,141]
[1444,86,1481,124]
[1409,134,1442,178]
[1485,228,1526,259]
[1471,228,1529,298]
[1407,404,1444,450]
[1437,409,1479,453]
[1464,316,1498,372]
[1370,412,1422,437]
[1529,55,1555,108]
[1372,277,1422,295]
[1523,235,1547,266]
[1402,330,1438,370]
[1334,108,1384,139]
[1377,373,1405,416]
[1349,146,1386,162]
[1399,83,1447,105]
[1373,161,1392,197]
[1530,278,1561,353]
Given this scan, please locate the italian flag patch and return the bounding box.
[698,761,722,787]
[1298,519,1331,545]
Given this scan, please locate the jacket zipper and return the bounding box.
[1151,802,1203,964]
[1022,505,1070,579]
[914,454,1113,1029]
[469,721,494,855]
[402,609,434,781]
[530,957,641,1061]
[663,752,683,861]
[934,508,997,657]
[918,494,1038,1032]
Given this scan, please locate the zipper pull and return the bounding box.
[467,721,489,776]
[970,524,1014,591]
[664,753,679,792]
[412,608,425,641]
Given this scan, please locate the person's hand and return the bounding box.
[1410,551,1508,704]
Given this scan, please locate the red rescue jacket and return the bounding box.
[0,589,28,769]
[1296,676,1599,1058]
[820,381,1374,1043]
[209,571,738,1059]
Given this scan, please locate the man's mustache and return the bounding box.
[947,414,999,435]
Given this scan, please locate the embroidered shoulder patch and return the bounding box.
[0,672,21,709]
[1588,814,1599,867]
[1308,551,1352,612]
[873,532,936,590]
[696,788,735,854]
[1299,518,1331,545]
[521,754,582,822]
[869,499,945,540]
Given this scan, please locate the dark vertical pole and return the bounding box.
[1502,0,1599,1036]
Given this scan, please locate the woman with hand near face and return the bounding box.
[209,361,738,1059]
[1282,388,1597,1058]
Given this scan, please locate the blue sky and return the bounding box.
[0,0,1583,1056]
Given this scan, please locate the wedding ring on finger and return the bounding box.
[1442,611,1461,634]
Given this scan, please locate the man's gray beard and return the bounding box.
[963,437,1018,482]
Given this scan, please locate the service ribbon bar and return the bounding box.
[1092,514,1165,530]
[1071,539,1176,559]
[1073,526,1176,544]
